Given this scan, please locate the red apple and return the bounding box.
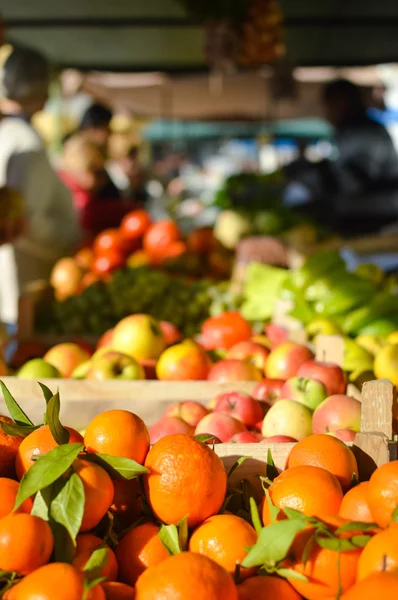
[160,321,183,346]
[44,343,91,378]
[230,431,264,443]
[280,377,328,411]
[72,338,94,357]
[156,340,210,381]
[149,416,194,444]
[213,392,263,428]
[201,312,252,351]
[261,435,298,443]
[164,401,209,427]
[226,341,270,371]
[312,394,361,434]
[252,378,285,403]
[194,412,247,442]
[296,360,347,396]
[265,323,289,348]
[265,342,314,380]
[207,359,262,383]
[96,328,114,351]
[329,429,357,442]
[139,359,157,380]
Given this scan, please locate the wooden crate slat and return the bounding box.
[360,379,395,438]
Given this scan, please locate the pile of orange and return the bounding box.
[1,400,398,599]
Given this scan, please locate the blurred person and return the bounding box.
[107,145,148,206]
[59,134,129,239]
[79,103,112,151]
[0,46,79,326]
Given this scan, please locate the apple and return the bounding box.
[72,338,93,357]
[261,399,312,440]
[164,401,209,427]
[71,361,91,379]
[159,321,183,346]
[226,341,270,370]
[312,394,361,434]
[251,335,272,349]
[96,329,114,351]
[261,435,298,443]
[265,324,289,348]
[329,429,357,442]
[44,343,91,378]
[207,359,262,383]
[74,246,94,271]
[140,359,157,380]
[230,431,264,443]
[156,340,210,381]
[296,360,347,396]
[265,342,314,380]
[17,358,60,379]
[280,377,328,411]
[194,412,247,442]
[213,392,263,428]
[50,257,82,301]
[252,378,285,403]
[149,416,195,444]
[86,351,145,380]
[112,314,166,361]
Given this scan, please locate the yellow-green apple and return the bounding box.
[149,416,195,444]
[252,378,285,403]
[112,314,166,361]
[312,394,361,434]
[306,318,342,340]
[280,377,328,411]
[86,350,145,380]
[207,359,262,383]
[261,399,312,440]
[230,431,264,443]
[17,358,61,379]
[156,340,210,381]
[71,360,91,379]
[296,360,347,395]
[265,342,314,380]
[374,343,398,386]
[328,429,356,442]
[163,401,209,427]
[213,392,263,428]
[96,328,114,351]
[44,343,91,378]
[261,435,298,443]
[194,412,247,442]
[226,341,270,370]
[159,321,182,346]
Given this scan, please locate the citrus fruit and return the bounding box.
[134,552,238,600]
[102,582,135,599]
[262,465,343,525]
[0,478,32,518]
[0,415,24,478]
[115,522,169,586]
[287,433,358,492]
[15,425,83,480]
[110,478,142,527]
[0,513,54,575]
[72,534,118,581]
[373,344,398,386]
[357,526,398,580]
[341,571,398,599]
[339,482,373,522]
[73,459,114,531]
[367,460,398,527]
[189,514,257,578]
[144,434,227,527]
[84,409,149,464]
[237,575,301,600]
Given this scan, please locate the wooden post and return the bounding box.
[315,335,345,367]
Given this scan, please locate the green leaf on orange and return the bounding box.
[228,456,249,479]
[250,497,262,535]
[0,380,33,426]
[314,531,356,552]
[392,506,398,523]
[264,489,279,524]
[14,443,84,510]
[283,508,309,522]
[50,472,85,543]
[266,449,279,481]
[158,524,181,556]
[336,521,378,533]
[38,382,55,405]
[84,546,109,578]
[31,485,54,521]
[46,391,70,445]
[0,422,39,438]
[178,516,189,552]
[193,434,217,444]
[275,568,308,582]
[242,519,308,569]
[82,452,149,480]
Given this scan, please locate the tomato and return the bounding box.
[143,220,181,255]
[120,210,151,240]
[92,251,125,275]
[201,312,253,351]
[93,229,130,256]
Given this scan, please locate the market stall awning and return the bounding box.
[3,0,398,71]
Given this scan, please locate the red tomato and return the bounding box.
[201,312,253,351]
[93,229,129,256]
[143,220,181,254]
[120,210,151,240]
[92,251,125,275]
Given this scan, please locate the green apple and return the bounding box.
[86,351,145,380]
[262,399,312,440]
[18,358,61,379]
[280,377,328,411]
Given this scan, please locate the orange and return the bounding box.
[0,415,24,478]
[15,425,84,480]
[262,465,343,525]
[287,434,358,492]
[367,460,398,527]
[143,220,181,255]
[341,571,398,599]
[0,478,33,518]
[0,513,53,575]
[286,517,362,599]
[357,526,398,580]
[4,563,105,600]
[134,552,238,600]
[110,478,142,527]
[73,459,114,531]
[144,434,227,527]
[72,534,118,581]
[102,582,135,599]
[84,410,150,465]
[339,482,373,522]
[115,522,169,586]
[189,514,257,579]
[238,575,301,600]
